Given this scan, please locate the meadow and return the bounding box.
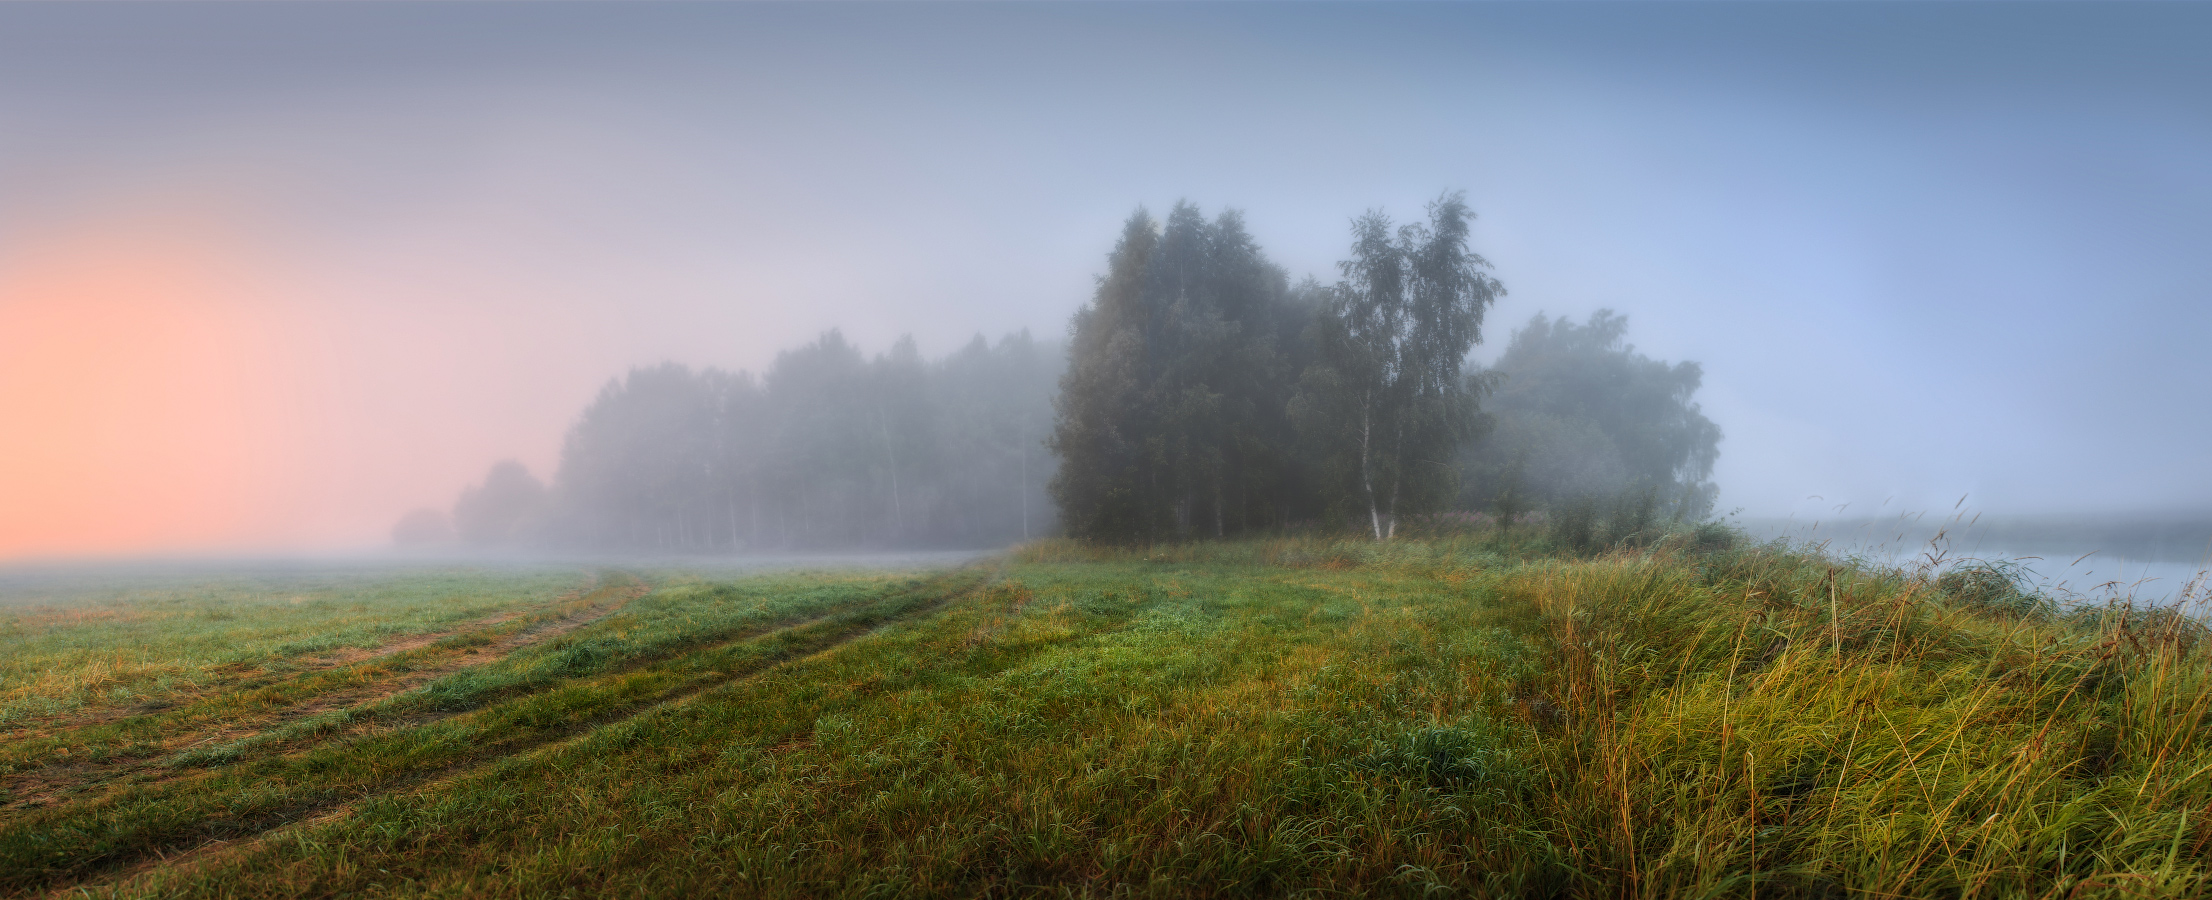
[2,537,2208,899]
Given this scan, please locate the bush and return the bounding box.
[1602,488,1661,548]
[1936,560,2054,619]
[1689,520,1740,554]
[1548,498,1599,554]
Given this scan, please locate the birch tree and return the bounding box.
[1297,192,1502,540]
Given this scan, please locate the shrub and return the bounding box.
[1936,560,2054,619]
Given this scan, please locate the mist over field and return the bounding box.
[11,7,2212,894]
[2,2,2208,562]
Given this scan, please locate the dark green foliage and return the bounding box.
[1053,195,1512,544]
[1541,486,1720,557]
[1936,560,2055,619]
[1691,520,1741,553]
[1295,193,1503,540]
[1547,496,1599,554]
[1050,204,1315,543]
[1602,485,1662,547]
[1049,212,1161,542]
[1356,722,1526,793]
[1461,310,1721,523]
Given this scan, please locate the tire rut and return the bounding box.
[13,569,987,899]
[0,574,614,742]
[1,576,646,814]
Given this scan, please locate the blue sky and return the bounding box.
[1,2,2206,550]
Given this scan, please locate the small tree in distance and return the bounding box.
[1458,310,1721,525]
[453,460,548,547]
[390,508,456,547]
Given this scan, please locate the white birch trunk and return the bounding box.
[1359,392,1384,541]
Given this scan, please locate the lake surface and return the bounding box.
[1743,518,2212,610]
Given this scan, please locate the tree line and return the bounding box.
[395,192,1721,552]
[394,331,1059,552]
[1049,193,1720,544]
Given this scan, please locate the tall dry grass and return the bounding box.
[1500,542,2212,897]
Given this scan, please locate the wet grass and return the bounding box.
[3,539,2207,898]
[0,567,590,728]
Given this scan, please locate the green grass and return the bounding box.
[2,539,2208,898]
[0,566,590,728]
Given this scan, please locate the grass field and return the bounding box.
[2,538,2208,898]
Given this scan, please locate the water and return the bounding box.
[1742,518,2212,611]
[1860,546,2208,609]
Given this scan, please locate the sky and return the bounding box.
[1,2,2207,559]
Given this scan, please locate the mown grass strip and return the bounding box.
[0,574,634,791]
[0,569,590,731]
[0,569,983,895]
[85,561,1549,899]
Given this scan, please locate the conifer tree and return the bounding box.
[1049,204,1307,542]
[1049,210,1163,541]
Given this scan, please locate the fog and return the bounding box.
[2,3,2208,560]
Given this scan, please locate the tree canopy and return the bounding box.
[1457,310,1722,525]
[1294,193,1503,540]
[1049,204,1318,543]
[1053,194,1510,543]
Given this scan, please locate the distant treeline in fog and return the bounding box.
[395,331,1058,551]
[397,193,1721,551]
